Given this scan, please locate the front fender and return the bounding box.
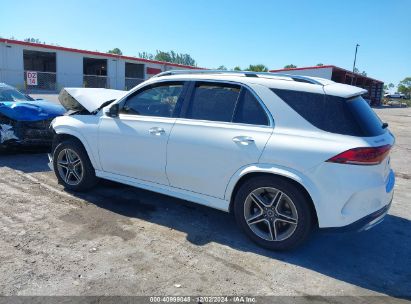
[224,163,323,225]
[51,116,101,170]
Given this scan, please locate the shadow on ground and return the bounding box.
[2,152,410,299]
[0,149,50,173]
[71,181,411,299]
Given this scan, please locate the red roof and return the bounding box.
[270,65,383,83]
[0,38,203,70]
[270,65,336,72]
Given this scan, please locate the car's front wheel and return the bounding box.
[53,139,98,191]
[234,176,314,251]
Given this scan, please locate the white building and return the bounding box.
[0,38,199,92]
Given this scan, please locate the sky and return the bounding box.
[1,0,410,86]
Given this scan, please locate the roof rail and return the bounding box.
[153,69,323,85]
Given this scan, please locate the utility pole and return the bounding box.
[351,44,360,85]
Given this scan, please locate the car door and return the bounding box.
[98,81,186,185]
[166,81,273,199]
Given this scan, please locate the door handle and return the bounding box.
[232,136,255,145]
[149,127,166,136]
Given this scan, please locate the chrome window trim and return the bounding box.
[112,78,274,127]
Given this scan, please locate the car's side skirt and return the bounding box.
[95,170,230,212]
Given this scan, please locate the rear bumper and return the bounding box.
[308,154,396,228]
[322,199,392,232]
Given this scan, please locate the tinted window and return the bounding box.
[346,96,385,136]
[185,83,241,122]
[233,89,269,126]
[122,83,183,117]
[272,89,385,137]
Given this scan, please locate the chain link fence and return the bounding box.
[83,75,109,88]
[24,71,57,92]
[125,77,145,90]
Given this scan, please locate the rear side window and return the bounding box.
[186,82,241,122]
[272,89,385,137]
[233,89,269,126]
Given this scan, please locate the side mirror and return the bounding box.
[107,104,119,118]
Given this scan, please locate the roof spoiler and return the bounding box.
[323,83,368,99]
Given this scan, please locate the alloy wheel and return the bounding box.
[244,187,298,242]
[56,148,84,186]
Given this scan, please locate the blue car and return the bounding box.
[0,83,66,150]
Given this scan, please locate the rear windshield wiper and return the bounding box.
[382,122,389,129]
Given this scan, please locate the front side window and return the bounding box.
[122,82,184,117]
[185,82,241,122]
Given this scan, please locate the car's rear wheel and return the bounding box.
[53,139,98,191]
[234,176,314,251]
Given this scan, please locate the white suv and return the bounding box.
[50,70,395,250]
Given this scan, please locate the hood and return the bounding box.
[0,100,66,122]
[59,88,126,113]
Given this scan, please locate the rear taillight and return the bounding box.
[326,145,391,165]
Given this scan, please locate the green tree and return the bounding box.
[217,65,228,70]
[233,66,242,71]
[137,50,196,66]
[154,51,172,63]
[316,63,324,66]
[24,38,43,44]
[284,64,297,69]
[384,83,395,93]
[154,50,196,66]
[398,77,411,98]
[138,52,154,60]
[107,48,122,55]
[245,64,269,72]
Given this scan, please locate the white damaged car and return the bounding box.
[50,70,395,251]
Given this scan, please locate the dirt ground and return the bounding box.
[0,103,410,299]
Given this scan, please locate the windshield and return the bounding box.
[0,87,34,102]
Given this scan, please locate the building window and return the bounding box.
[83,58,107,88]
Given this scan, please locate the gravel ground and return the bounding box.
[0,102,410,300]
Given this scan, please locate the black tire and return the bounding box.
[52,138,98,191]
[234,176,314,251]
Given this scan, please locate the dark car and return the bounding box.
[0,83,66,150]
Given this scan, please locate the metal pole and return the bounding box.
[351,44,360,85]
